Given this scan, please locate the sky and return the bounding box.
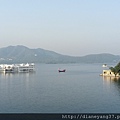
[0,0,120,56]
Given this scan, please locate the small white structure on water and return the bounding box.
[102,64,107,68]
[0,63,35,73]
[100,64,119,77]
[100,70,120,77]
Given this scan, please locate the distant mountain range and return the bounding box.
[0,45,120,64]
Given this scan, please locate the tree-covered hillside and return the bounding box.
[0,45,119,64]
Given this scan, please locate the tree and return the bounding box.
[110,62,120,77]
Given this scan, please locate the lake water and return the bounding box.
[0,63,120,113]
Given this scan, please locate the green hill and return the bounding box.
[0,45,119,64]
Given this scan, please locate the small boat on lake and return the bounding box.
[102,64,107,67]
[58,69,66,72]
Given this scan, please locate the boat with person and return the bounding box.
[58,69,66,72]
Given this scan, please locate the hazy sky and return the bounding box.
[0,0,120,56]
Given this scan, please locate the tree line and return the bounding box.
[110,62,120,77]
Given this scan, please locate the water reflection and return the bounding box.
[0,72,35,79]
[102,76,120,92]
[103,76,120,81]
[0,72,36,91]
[103,76,120,82]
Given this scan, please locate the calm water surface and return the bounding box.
[0,63,120,113]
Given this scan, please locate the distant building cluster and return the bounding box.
[0,63,35,73]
